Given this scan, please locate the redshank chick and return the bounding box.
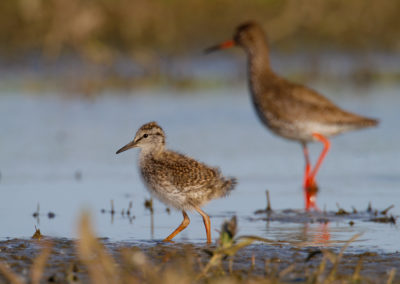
[116,122,236,243]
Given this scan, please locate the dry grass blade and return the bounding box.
[218,238,255,257]
[337,234,361,260]
[0,261,25,284]
[327,233,361,280]
[203,216,291,277]
[311,254,327,284]
[386,268,396,284]
[236,235,276,244]
[351,256,363,281]
[202,217,255,276]
[322,250,337,264]
[279,264,295,278]
[77,211,119,284]
[31,241,53,284]
[204,235,279,275]
[202,238,255,275]
[318,255,327,278]
[239,235,309,248]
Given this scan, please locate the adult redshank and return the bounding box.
[205,21,378,210]
[116,122,236,243]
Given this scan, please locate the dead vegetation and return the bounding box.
[0,211,398,283]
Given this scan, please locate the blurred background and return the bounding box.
[0,0,399,248]
[1,0,400,93]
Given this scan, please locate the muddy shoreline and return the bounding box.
[0,236,398,283]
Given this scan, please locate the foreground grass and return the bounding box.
[0,213,398,283]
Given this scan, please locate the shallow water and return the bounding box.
[0,84,399,252]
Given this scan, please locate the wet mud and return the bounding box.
[1,204,399,284]
[0,238,399,283]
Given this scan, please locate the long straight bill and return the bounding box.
[204,40,235,54]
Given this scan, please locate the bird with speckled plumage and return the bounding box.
[116,122,236,243]
[205,21,378,211]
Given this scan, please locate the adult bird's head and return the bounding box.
[204,21,267,54]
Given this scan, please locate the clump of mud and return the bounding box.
[254,192,397,225]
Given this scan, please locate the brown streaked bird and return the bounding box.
[116,122,236,243]
[205,21,378,210]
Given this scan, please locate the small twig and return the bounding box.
[266,190,272,212]
[381,205,394,215]
[33,203,40,225]
[367,202,372,213]
[110,200,115,215]
[335,203,349,215]
[33,203,40,218]
[144,198,154,213]
[127,201,133,216]
[32,226,43,240]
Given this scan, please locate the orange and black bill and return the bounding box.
[116,140,136,154]
[204,40,235,54]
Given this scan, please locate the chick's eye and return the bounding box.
[143,134,148,138]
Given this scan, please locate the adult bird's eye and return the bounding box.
[143,134,148,138]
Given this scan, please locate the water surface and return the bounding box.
[0,85,399,252]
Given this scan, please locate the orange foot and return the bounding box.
[304,176,319,211]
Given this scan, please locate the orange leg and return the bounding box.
[302,133,331,211]
[163,210,190,242]
[302,142,311,188]
[195,207,212,244]
[302,143,314,210]
[309,133,331,181]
